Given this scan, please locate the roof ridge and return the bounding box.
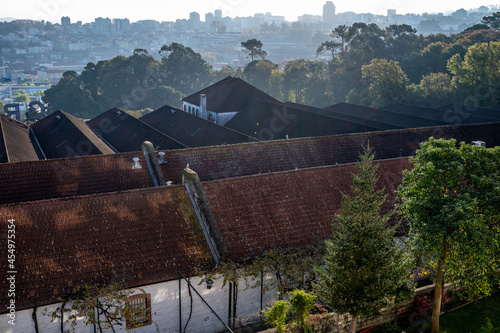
[201,156,411,185]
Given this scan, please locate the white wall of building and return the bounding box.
[1,274,279,333]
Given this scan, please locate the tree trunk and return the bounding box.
[350,316,357,333]
[431,245,447,333]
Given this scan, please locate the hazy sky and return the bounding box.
[3,0,498,23]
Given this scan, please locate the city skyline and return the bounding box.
[2,0,498,24]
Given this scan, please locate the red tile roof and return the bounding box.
[30,110,115,158]
[0,185,214,311]
[87,108,187,152]
[0,153,153,205]
[159,121,500,183]
[182,76,280,113]
[203,157,412,261]
[2,121,499,205]
[0,115,42,163]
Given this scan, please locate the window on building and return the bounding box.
[188,106,191,114]
[195,109,199,116]
[126,293,152,329]
[183,105,186,112]
[208,113,213,122]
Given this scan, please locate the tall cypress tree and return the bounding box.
[314,146,413,333]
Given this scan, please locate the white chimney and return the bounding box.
[132,157,142,169]
[200,94,207,119]
[158,152,166,164]
[472,140,486,147]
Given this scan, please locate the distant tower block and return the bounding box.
[61,16,71,26]
[215,9,222,19]
[323,1,336,22]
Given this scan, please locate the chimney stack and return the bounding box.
[200,94,207,119]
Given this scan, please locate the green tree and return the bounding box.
[159,42,212,94]
[316,40,343,59]
[0,100,5,114]
[359,58,408,107]
[482,12,500,30]
[14,92,30,102]
[43,71,94,118]
[315,146,413,333]
[448,41,500,108]
[398,138,500,333]
[243,60,278,94]
[407,72,456,107]
[241,38,268,61]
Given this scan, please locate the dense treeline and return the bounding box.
[43,19,500,119]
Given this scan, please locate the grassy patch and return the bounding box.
[440,291,500,333]
[405,292,500,333]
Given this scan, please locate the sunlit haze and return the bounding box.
[2,0,499,23]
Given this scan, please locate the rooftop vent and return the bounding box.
[56,115,61,120]
[472,140,486,147]
[132,157,142,169]
[117,111,122,115]
[158,152,166,164]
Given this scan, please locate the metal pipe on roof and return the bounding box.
[29,127,47,160]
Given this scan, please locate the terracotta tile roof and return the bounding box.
[0,185,214,311]
[435,104,500,121]
[182,76,280,113]
[382,104,499,125]
[140,105,258,147]
[0,153,153,205]
[203,158,412,261]
[30,110,115,159]
[87,108,187,152]
[224,99,380,140]
[324,102,447,129]
[0,115,42,163]
[158,121,500,183]
[1,121,499,206]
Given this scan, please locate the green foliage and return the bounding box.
[241,38,268,61]
[360,58,409,107]
[447,41,500,107]
[289,290,316,333]
[478,318,500,333]
[315,147,413,318]
[14,92,30,102]
[203,243,324,296]
[264,300,290,333]
[398,138,500,331]
[263,290,319,333]
[44,283,148,333]
[314,145,414,321]
[482,12,500,30]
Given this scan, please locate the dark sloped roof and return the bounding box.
[87,108,187,152]
[182,76,280,113]
[224,99,379,140]
[435,104,500,121]
[324,102,447,129]
[0,115,42,163]
[0,153,153,205]
[203,157,411,261]
[286,101,400,131]
[30,110,115,159]
[382,103,499,125]
[140,105,258,147]
[2,122,499,205]
[0,185,214,310]
[158,121,500,183]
